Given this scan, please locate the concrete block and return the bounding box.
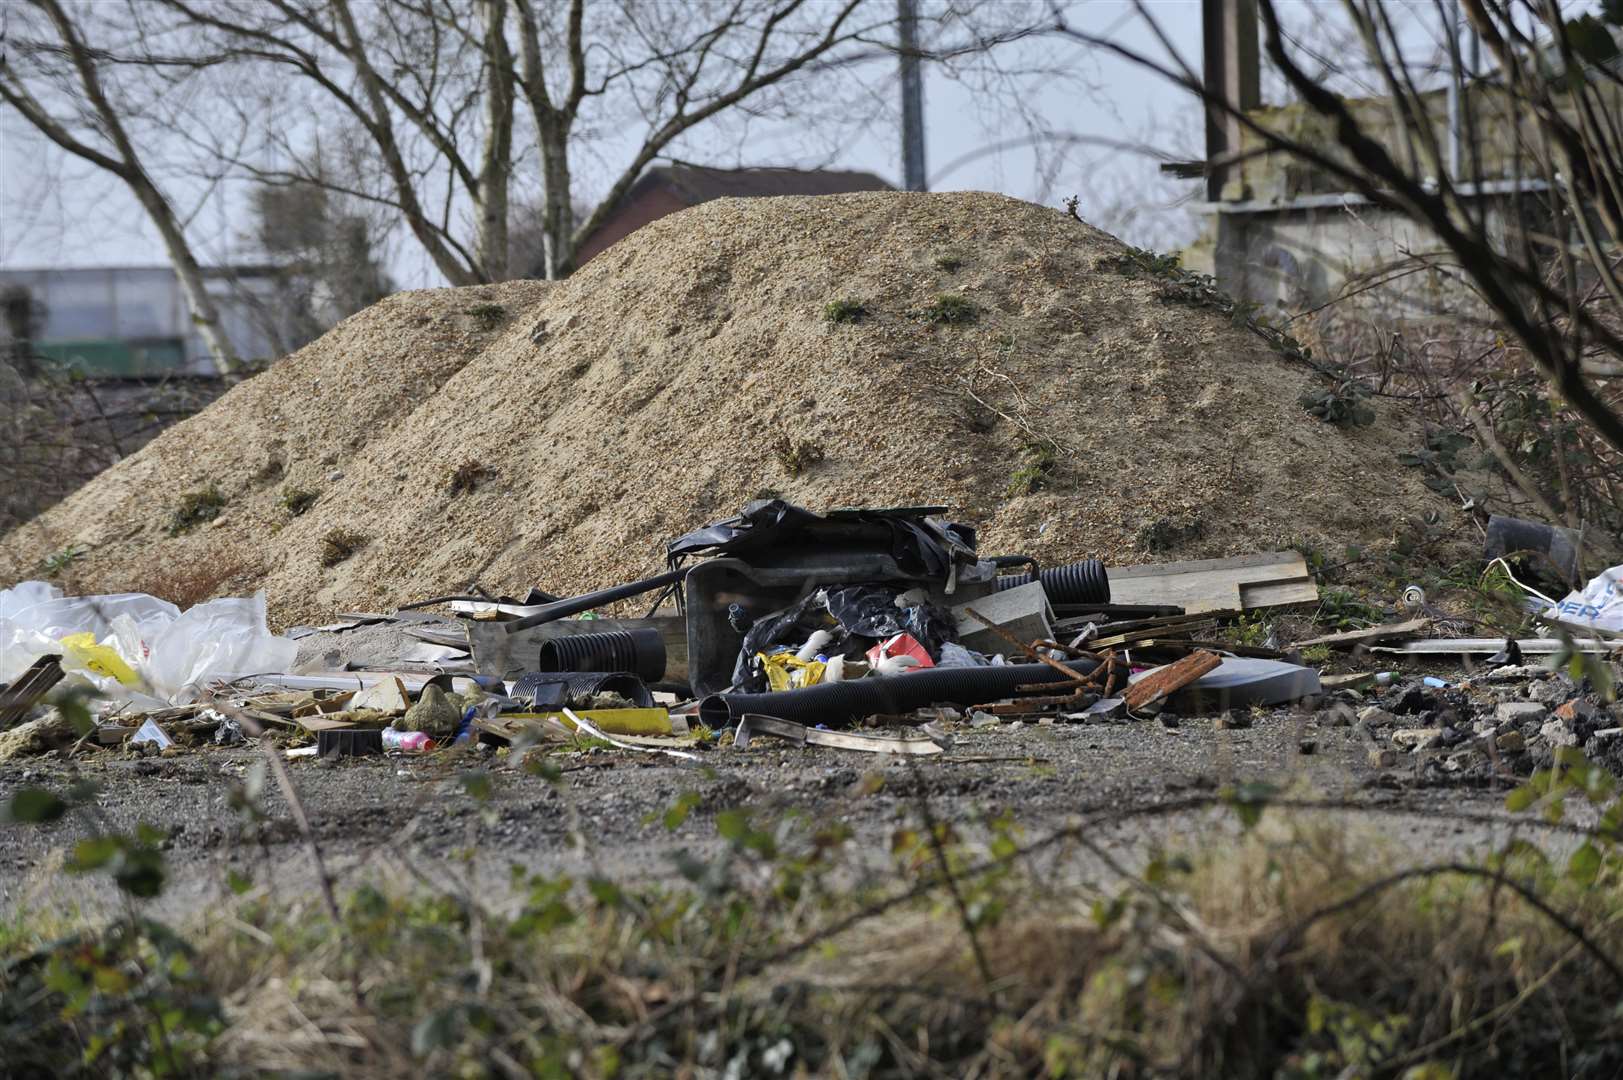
[952,581,1054,656]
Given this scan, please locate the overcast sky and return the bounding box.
[0,1,1422,286]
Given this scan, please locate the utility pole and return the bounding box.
[898,0,927,191]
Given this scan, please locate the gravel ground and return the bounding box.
[0,705,1554,925]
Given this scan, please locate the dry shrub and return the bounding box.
[5,794,1615,1078]
[127,544,263,608]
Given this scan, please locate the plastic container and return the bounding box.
[382,729,436,753]
[317,728,384,757]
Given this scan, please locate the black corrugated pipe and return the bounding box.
[510,671,655,709]
[538,628,666,682]
[995,558,1110,604]
[698,660,1097,729]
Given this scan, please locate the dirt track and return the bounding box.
[0,707,1556,925]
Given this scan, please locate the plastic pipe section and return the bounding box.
[537,628,666,682]
[698,659,1098,729]
[994,559,1109,604]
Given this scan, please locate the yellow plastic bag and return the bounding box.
[59,632,140,686]
[758,652,826,692]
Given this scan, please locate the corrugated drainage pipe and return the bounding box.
[698,660,1097,729]
[510,671,655,709]
[538,628,666,682]
[995,558,1110,604]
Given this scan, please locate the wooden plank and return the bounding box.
[1121,650,1223,710]
[1108,552,1317,613]
[1297,618,1428,649]
[1240,576,1320,608]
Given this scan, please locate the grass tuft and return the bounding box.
[922,293,977,325]
[318,528,368,568]
[823,298,867,324]
[166,484,226,537]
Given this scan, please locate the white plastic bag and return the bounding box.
[142,592,297,703]
[1544,564,1623,634]
[0,581,294,704]
[0,581,180,685]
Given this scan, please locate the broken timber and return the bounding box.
[1296,618,1428,649]
[1121,650,1223,711]
[0,655,65,729]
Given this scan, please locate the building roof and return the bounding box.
[643,163,895,205]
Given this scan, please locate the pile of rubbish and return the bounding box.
[0,500,1334,762]
[2,501,1618,771]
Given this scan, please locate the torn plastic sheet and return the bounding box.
[1544,564,1623,636]
[0,581,297,707]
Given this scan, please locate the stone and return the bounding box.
[401,684,461,737]
[0,709,75,762]
[1367,748,1399,768]
[1317,703,1356,727]
[1540,718,1579,748]
[1496,701,1547,726]
[1529,675,1576,705]
[1357,706,1398,727]
[1390,685,1436,715]
[1392,727,1443,751]
[1495,730,1526,754]
[351,676,411,715]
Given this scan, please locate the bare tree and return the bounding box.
[1055,0,1623,517]
[0,0,241,372]
[141,0,1066,281]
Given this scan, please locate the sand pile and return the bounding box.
[1,192,1460,625]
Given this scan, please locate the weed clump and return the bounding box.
[166,484,225,536]
[319,528,368,568]
[40,544,87,577]
[465,303,506,330]
[773,434,826,477]
[823,298,867,324]
[280,486,319,517]
[923,293,977,325]
[1301,375,1375,428]
[1007,441,1057,495]
[447,459,491,496]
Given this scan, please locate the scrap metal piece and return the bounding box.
[734,713,944,755]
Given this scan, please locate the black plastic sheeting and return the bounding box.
[995,559,1110,605]
[537,628,667,682]
[698,660,1098,729]
[510,671,655,709]
[665,499,979,581]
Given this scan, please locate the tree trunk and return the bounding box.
[538,116,575,279]
[131,177,242,374]
[477,0,514,281]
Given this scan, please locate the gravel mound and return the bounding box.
[1,192,1459,625]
